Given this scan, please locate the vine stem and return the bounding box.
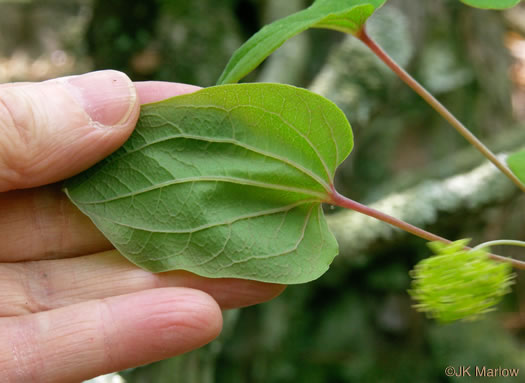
[330,190,448,243]
[329,190,525,270]
[356,28,525,194]
[473,239,525,251]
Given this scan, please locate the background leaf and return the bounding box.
[459,0,520,9]
[65,83,353,284]
[507,149,525,184]
[217,0,386,85]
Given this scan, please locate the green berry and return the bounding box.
[408,239,515,322]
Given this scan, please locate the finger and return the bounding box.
[0,70,139,192]
[0,288,222,383]
[0,250,285,316]
[0,184,112,262]
[134,81,200,104]
[0,82,33,89]
[0,83,202,262]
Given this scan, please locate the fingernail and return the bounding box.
[66,70,137,127]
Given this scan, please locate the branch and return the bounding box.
[357,29,525,194]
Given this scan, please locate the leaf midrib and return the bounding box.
[79,199,318,234]
[104,132,331,193]
[70,176,327,205]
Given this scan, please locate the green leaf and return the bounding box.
[65,83,353,284]
[507,149,525,185]
[459,0,520,9]
[217,0,386,85]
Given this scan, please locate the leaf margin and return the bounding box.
[459,0,521,9]
[507,149,525,185]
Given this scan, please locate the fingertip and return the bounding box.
[135,81,201,104]
[204,280,286,310]
[0,288,224,382]
[60,70,140,164]
[157,271,286,310]
[103,288,223,367]
[142,288,223,346]
[252,282,287,304]
[65,70,139,128]
[0,70,141,191]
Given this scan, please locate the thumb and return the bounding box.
[0,70,139,192]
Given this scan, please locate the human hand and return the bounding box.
[0,70,284,382]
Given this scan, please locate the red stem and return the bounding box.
[329,190,525,270]
[330,191,449,243]
[356,28,525,194]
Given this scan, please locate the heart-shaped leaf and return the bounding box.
[65,83,353,284]
[459,0,520,9]
[217,0,386,85]
[508,149,525,185]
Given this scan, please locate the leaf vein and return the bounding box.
[88,199,318,235]
[214,204,314,271]
[108,123,331,192]
[77,176,326,205]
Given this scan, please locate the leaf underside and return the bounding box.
[217,0,386,85]
[459,0,520,9]
[508,149,525,185]
[65,83,353,284]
